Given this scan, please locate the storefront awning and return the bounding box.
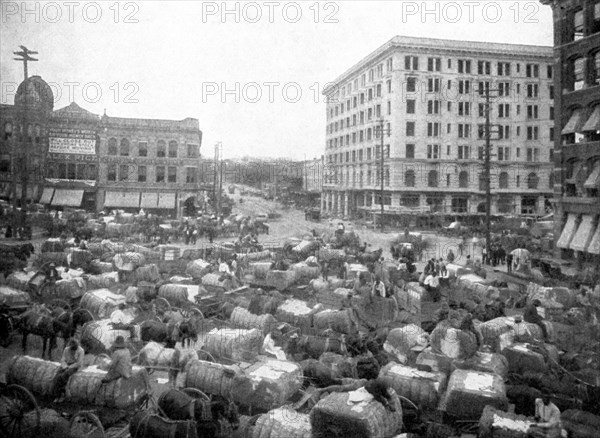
[570,214,596,252]
[588,223,600,255]
[9,185,38,200]
[104,191,140,208]
[584,162,600,189]
[557,213,579,249]
[51,189,84,207]
[562,109,585,135]
[565,162,584,184]
[582,106,600,132]
[39,188,55,204]
[157,193,176,209]
[140,192,158,208]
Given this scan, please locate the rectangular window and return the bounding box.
[427,144,440,159]
[118,164,128,181]
[458,59,472,74]
[527,83,539,98]
[405,55,418,70]
[406,144,415,159]
[458,145,470,160]
[527,104,539,119]
[427,57,441,72]
[386,80,392,93]
[478,81,490,96]
[427,122,440,137]
[156,166,165,183]
[427,100,441,114]
[406,121,415,136]
[138,142,148,157]
[458,102,470,116]
[478,146,485,160]
[138,165,146,182]
[479,103,485,118]
[575,9,584,40]
[157,142,166,158]
[498,104,510,118]
[498,82,510,97]
[477,60,491,75]
[168,166,177,183]
[458,80,470,94]
[526,64,540,78]
[406,77,417,92]
[186,167,197,183]
[387,101,391,115]
[498,62,511,76]
[458,124,471,138]
[107,163,116,182]
[427,78,440,92]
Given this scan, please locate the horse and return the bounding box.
[140,319,197,349]
[15,305,74,359]
[357,248,383,265]
[129,412,198,438]
[157,389,239,437]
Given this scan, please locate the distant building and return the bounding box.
[322,36,554,226]
[302,156,324,192]
[541,0,600,263]
[0,76,203,215]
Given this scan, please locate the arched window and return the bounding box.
[527,172,539,189]
[120,138,130,156]
[458,171,469,188]
[499,172,509,189]
[428,170,438,188]
[405,170,415,187]
[168,141,178,158]
[3,122,12,140]
[108,138,117,155]
[157,140,166,158]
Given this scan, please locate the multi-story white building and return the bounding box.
[321,36,554,226]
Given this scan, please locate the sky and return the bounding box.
[0,1,554,160]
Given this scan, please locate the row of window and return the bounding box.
[105,165,199,184]
[327,144,545,164]
[563,2,600,44]
[2,122,44,143]
[106,138,199,158]
[45,162,97,180]
[565,52,600,92]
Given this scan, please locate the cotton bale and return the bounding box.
[276,299,318,332]
[184,360,241,397]
[313,309,356,335]
[248,262,273,280]
[501,343,548,375]
[6,271,35,291]
[561,409,600,438]
[80,288,126,319]
[158,284,189,307]
[290,262,321,283]
[185,259,211,280]
[379,363,447,410]
[441,369,508,420]
[113,251,146,271]
[265,270,296,291]
[0,286,30,307]
[202,273,233,291]
[85,272,119,290]
[54,277,87,300]
[233,359,303,411]
[80,319,133,355]
[317,248,346,262]
[415,348,453,375]
[135,264,160,283]
[478,405,534,438]
[430,326,479,360]
[6,355,61,396]
[65,365,149,409]
[452,352,509,379]
[89,260,114,274]
[237,250,272,263]
[310,387,402,438]
[203,328,263,362]
[384,324,429,364]
[230,307,278,334]
[251,407,311,438]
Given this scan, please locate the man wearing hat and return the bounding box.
[53,338,85,403]
[524,299,549,342]
[101,336,132,384]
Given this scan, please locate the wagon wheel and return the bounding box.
[0,384,40,438]
[154,297,171,315]
[69,411,104,438]
[179,306,204,320]
[182,388,211,401]
[50,299,72,312]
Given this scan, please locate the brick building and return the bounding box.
[321,36,555,227]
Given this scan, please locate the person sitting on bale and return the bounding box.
[524,299,550,342]
[101,336,132,384]
[53,338,85,403]
[528,393,562,438]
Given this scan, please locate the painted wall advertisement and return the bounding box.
[49,128,97,155]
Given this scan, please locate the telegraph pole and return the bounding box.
[13,46,38,80]
[376,119,391,232]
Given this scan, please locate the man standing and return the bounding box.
[101,336,132,384]
[506,252,514,273]
[53,338,85,403]
[424,271,441,302]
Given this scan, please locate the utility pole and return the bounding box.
[376,119,391,232]
[13,46,38,80]
[483,87,499,260]
[213,142,222,219]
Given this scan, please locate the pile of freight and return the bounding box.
[1,217,600,438]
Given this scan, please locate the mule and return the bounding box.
[140,319,198,349]
[158,389,239,437]
[16,306,73,359]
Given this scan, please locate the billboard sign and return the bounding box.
[49,128,96,155]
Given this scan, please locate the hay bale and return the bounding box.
[113,251,145,271]
[310,387,402,438]
[158,284,189,307]
[202,273,233,291]
[54,277,87,300]
[203,328,263,362]
[415,348,454,375]
[478,405,534,438]
[0,286,31,307]
[6,355,61,396]
[125,286,138,303]
[6,271,35,291]
[185,259,211,280]
[313,309,356,335]
[384,324,429,364]
[184,360,240,397]
[80,289,126,319]
[135,264,160,283]
[266,270,296,291]
[276,299,318,332]
[231,307,278,334]
[501,343,548,375]
[290,262,321,283]
[452,352,509,379]
[81,319,132,354]
[65,365,149,409]
[441,369,508,420]
[89,260,114,274]
[248,262,273,280]
[430,326,478,360]
[252,407,312,438]
[379,363,447,410]
[233,359,303,411]
[85,272,119,290]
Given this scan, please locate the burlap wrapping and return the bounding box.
[41,238,64,253]
[6,355,61,396]
[452,352,509,379]
[232,359,303,411]
[313,309,356,335]
[230,307,278,334]
[317,248,346,262]
[310,388,402,438]
[201,273,233,291]
[85,272,119,290]
[430,326,478,360]
[251,407,311,438]
[236,250,271,263]
[0,286,30,307]
[248,262,273,280]
[379,363,447,410]
[67,248,93,267]
[501,343,548,375]
[38,251,68,266]
[527,282,574,309]
[265,270,296,292]
[81,319,132,354]
[203,328,263,362]
[80,289,126,319]
[65,365,149,409]
[275,299,319,333]
[290,262,321,283]
[54,277,87,300]
[113,252,146,271]
[135,264,161,283]
[384,324,429,363]
[442,369,507,420]
[158,284,189,307]
[6,271,35,291]
[185,259,211,280]
[561,409,600,438]
[415,348,454,375]
[89,260,115,274]
[478,405,534,438]
[184,359,240,397]
[309,279,330,294]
